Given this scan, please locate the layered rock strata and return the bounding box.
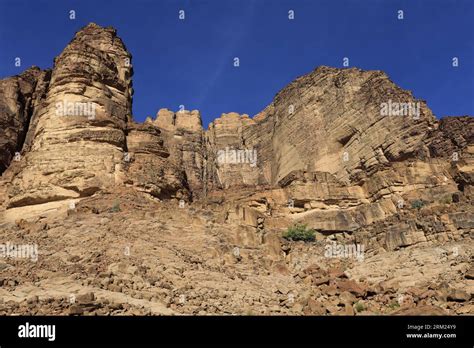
[0,23,472,240]
[0,22,472,317]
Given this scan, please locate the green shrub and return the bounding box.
[439,195,452,205]
[411,200,425,210]
[283,224,315,242]
[354,302,365,312]
[388,301,400,310]
[109,201,121,213]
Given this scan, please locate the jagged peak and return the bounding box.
[7,65,46,83]
[155,108,201,118]
[66,22,130,61]
[153,108,202,132]
[76,22,117,35]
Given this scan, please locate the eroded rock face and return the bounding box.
[179,67,439,198]
[2,23,133,208]
[216,67,436,187]
[429,116,474,158]
[0,27,471,232]
[0,23,472,317]
[152,108,205,198]
[206,112,260,189]
[1,23,470,214]
[125,122,190,200]
[427,116,474,195]
[0,67,50,174]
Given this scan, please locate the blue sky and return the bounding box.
[0,0,473,126]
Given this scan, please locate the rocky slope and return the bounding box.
[0,23,472,315]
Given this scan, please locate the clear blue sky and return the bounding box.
[1,0,473,126]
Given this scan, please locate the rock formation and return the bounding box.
[0,23,472,316]
[152,108,205,197]
[0,67,50,174]
[2,24,133,209]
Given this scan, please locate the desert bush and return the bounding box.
[438,194,452,204]
[283,224,315,242]
[354,302,365,312]
[388,301,400,310]
[411,200,425,210]
[109,201,121,213]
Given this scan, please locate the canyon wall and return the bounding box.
[0,23,472,241]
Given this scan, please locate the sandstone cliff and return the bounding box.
[2,24,133,209]
[0,67,50,174]
[0,23,472,316]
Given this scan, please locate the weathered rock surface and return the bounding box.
[2,23,133,209]
[0,188,471,315]
[428,116,473,158]
[125,121,189,200]
[0,23,472,316]
[247,66,436,186]
[152,108,205,197]
[0,67,50,174]
[206,112,259,189]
